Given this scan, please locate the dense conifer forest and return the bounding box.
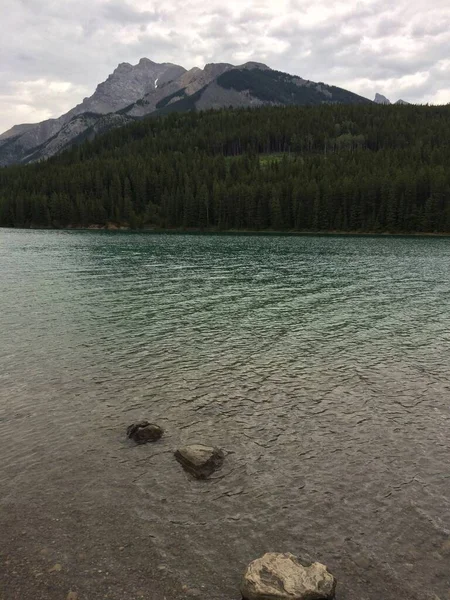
[1,104,450,232]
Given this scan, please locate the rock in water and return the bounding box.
[174,444,225,479]
[241,553,336,600]
[126,421,164,444]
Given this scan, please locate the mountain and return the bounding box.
[65,58,185,118]
[119,62,267,117]
[0,58,371,167]
[374,94,411,106]
[0,59,185,167]
[122,63,370,118]
[374,93,391,105]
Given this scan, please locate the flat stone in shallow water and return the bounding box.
[174,444,225,479]
[241,553,337,600]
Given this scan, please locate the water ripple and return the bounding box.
[0,230,450,599]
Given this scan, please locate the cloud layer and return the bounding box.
[1,0,450,132]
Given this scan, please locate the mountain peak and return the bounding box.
[72,59,186,116]
[374,93,391,105]
[114,62,133,73]
[238,61,271,70]
[138,57,155,66]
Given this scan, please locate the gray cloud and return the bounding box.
[1,0,449,132]
[102,0,161,24]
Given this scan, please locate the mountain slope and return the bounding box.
[0,123,36,141]
[215,68,370,106]
[120,62,272,117]
[121,63,370,118]
[21,113,136,164]
[0,59,185,167]
[0,59,371,167]
[65,58,185,119]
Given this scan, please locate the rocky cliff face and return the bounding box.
[0,58,371,166]
[374,94,411,106]
[122,61,271,118]
[374,93,391,104]
[117,62,370,120]
[0,59,185,166]
[66,58,186,119]
[0,123,36,141]
[0,117,63,166]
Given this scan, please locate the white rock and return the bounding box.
[241,553,337,600]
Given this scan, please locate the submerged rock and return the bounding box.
[174,444,225,479]
[126,421,164,444]
[241,553,336,600]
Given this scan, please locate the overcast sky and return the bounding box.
[1,0,449,132]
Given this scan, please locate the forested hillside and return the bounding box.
[1,104,450,232]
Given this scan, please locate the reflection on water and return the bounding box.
[1,230,450,599]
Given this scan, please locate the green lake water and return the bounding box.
[1,229,449,599]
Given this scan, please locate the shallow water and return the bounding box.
[1,230,450,600]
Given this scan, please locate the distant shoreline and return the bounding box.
[2,225,450,238]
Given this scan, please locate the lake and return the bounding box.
[1,229,449,600]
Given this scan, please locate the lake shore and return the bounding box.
[2,224,450,237]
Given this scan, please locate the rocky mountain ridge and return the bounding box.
[1,58,372,166]
[374,93,410,105]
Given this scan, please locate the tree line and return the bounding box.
[1,103,450,232]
